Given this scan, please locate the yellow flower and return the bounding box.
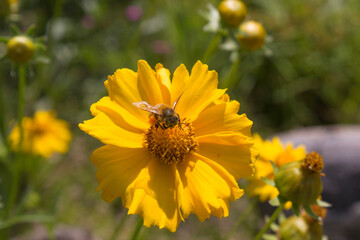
[79,60,257,232]
[9,110,72,158]
[246,134,306,202]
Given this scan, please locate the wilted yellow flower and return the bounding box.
[9,110,72,158]
[246,134,306,202]
[79,60,257,232]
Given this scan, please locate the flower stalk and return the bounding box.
[130,218,143,240]
[202,33,222,64]
[223,58,240,88]
[0,69,7,151]
[5,64,27,218]
[254,203,285,240]
[224,199,258,240]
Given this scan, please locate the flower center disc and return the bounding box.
[144,122,198,165]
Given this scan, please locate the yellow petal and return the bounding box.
[178,154,243,221]
[276,144,306,166]
[253,135,285,162]
[127,158,183,232]
[192,101,253,137]
[246,178,279,202]
[79,111,143,148]
[94,146,183,231]
[174,61,226,121]
[196,132,257,179]
[91,146,150,203]
[155,63,171,105]
[170,64,190,105]
[105,68,149,123]
[253,158,274,179]
[91,96,148,132]
[137,60,163,105]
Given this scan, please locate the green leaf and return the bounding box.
[261,177,275,187]
[0,37,10,43]
[263,234,278,240]
[35,36,46,43]
[270,161,279,174]
[304,205,321,221]
[278,195,287,205]
[268,197,280,207]
[25,25,36,36]
[34,43,46,51]
[10,25,20,35]
[0,214,54,230]
[270,221,279,232]
[292,204,300,216]
[316,199,332,208]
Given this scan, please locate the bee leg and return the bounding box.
[177,114,182,129]
[159,122,166,130]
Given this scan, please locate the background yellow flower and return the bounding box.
[9,110,72,158]
[79,60,258,232]
[246,134,306,202]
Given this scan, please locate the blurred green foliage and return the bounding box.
[1,0,359,133]
[0,0,359,238]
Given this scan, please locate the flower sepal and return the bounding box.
[261,176,275,187]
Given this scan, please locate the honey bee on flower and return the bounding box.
[79,60,258,231]
[132,94,182,129]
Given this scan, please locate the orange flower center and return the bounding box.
[144,122,198,165]
[302,152,323,173]
[30,123,47,136]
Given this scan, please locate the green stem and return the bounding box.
[254,204,284,240]
[222,58,240,88]
[5,64,27,218]
[130,217,143,240]
[17,64,26,149]
[0,68,8,152]
[201,33,221,64]
[110,213,129,240]
[224,199,258,240]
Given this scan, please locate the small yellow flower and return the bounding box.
[246,134,306,202]
[9,110,72,158]
[79,60,257,232]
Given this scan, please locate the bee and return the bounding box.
[132,95,182,129]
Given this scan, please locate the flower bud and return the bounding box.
[236,20,266,50]
[218,0,247,27]
[274,152,323,206]
[7,35,35,64]
[280,205,326,240]
[280,215,309,240]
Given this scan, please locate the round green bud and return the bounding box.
[218,0,247,27]
[274,153,323,206]
[280,215,309,240]
[7,35,35,64]
[237,20,266,50]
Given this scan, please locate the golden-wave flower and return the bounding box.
[79,60,257,232]
[9,110,72,158]
[246,134,306,202]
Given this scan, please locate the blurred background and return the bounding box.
[0,0,359,239]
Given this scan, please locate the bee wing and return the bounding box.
[133,101,160,115]
[172,92,184,109]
